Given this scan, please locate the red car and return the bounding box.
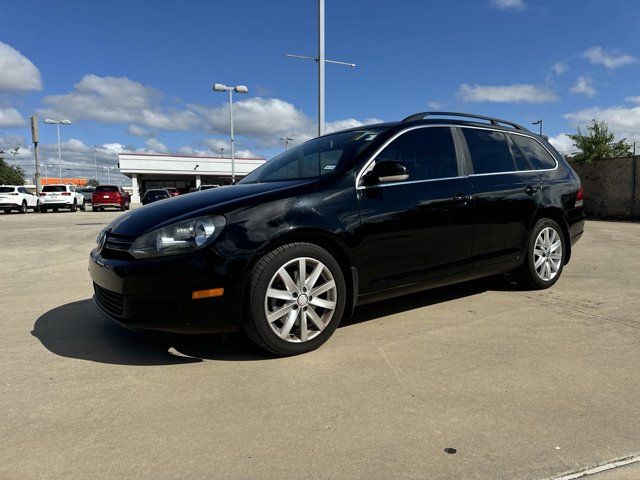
[165,187,180,197]
[91,185,131,211]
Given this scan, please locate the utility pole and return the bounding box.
[285,0,356,136]
[280,136,294,149]
[31,116,41,193]
[532,120,543,136]
[94,145,99,181]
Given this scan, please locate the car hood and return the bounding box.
[108,180,312,237]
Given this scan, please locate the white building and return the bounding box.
[118,153,266,203]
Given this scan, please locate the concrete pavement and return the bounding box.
[1,210,639,479]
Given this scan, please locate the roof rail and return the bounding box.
[401,111,529,131]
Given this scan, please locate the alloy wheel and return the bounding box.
[264,257,337,343]
[534,227,563,281]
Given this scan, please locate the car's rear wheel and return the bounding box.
[53,207,58,212]
[80,200,86,211]
[518,218,565,289]
[125,202,130,210]
[70,200,77,212]
[120,202,126,211]
[3,208,11,214]
[92,206,97,212]
[243,242,346,356]
[19,201,27,214]
[40,207,47,213]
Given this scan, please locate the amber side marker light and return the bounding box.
[191,288,224,300]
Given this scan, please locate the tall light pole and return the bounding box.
[93,145,99,181]
[44,118,71,181]
[213,83,248,184]
[285,0,356,136]
[280,136,294,149]
[532,120,543,136]
[219,146,225,158]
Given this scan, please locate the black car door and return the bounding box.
[357,126,475,293]
[460,127,541,267]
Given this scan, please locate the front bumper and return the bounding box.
[89,244,250,334]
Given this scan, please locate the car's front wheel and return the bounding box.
[244,242,346,356]
[518,218,565,289]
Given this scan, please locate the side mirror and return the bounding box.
[363,161,409,186]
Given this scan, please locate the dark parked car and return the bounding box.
[165,187,180,197]
[92,185,130,211]
[90,112,585,356]
[141,189,171,205]
[77,187,95,203]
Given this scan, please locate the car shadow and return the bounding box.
[32,275,522,365]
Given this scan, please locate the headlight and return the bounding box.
[129,215,226,259]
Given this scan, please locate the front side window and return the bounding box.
[511,134,557,170]
[374,127,458,181]
[240,129,384,184]
[463,128,520,174]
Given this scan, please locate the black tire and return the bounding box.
[53,207,58,212]
[70,201,77,212]
[33,204,39,212]
[3,208,11,214]
[243,242,346,356]
[80,200,86,211]
[125,202,130,211]
[19,201,27,214]
[92,206,97,212]
[517,218,566,290]
[120,202,126,211]
[40,207,47,213]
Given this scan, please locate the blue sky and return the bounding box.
[1,0,639,182]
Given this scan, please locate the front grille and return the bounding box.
[94,283,124,317]
[102,234,135,259]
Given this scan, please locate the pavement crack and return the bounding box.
[378,345,406,383]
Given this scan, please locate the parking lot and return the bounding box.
[1,211,639,479]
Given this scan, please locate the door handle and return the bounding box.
[524,185,538,195]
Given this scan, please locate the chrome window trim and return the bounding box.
[355,124,558,190]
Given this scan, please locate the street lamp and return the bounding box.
[531,120,543,135]
[219,146,225,158]
[280,136,294,150]
[213,83,248,184]
[103,166,115,184]
[44,118,72,182]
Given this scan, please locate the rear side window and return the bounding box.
[463,129,521,174]
[42,185,67,192]
[0,187,15,193]
[95,186,119,192]
[376,127,458,181]
[511,135,557,170]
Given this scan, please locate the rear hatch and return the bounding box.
[0,187,18,203]
[40,186,69,200]
[93,186,121,203]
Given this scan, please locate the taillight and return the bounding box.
[576,185,584,207]
[39,192,46,196]
[61,192,71,196]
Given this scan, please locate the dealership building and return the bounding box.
[118,152,266,203]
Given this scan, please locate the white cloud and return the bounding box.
[127,124,149,137]
[582,46,637,69]
[428,101,443,109]
[490,0,525,10]
[0,42,42,92]
[547,133,576,155]
[552,61,568,76]
[0,107,26,127]
[40,74,199,131]
[457,83,557,103]
[142,138,169,154]
[625,96,640,105]
[564,105,640,143]
[569,76,597,97]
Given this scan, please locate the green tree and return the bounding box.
[87,178,100,187]
[567,119,632,163]
[0,157,26,185]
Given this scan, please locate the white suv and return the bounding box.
[39,184,86,212]
[0,185,39,213]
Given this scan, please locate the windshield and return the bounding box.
[42,185,67,192]
[239,128,383,184]
[0,187,15,193]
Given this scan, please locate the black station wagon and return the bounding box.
[90,112,585,356]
